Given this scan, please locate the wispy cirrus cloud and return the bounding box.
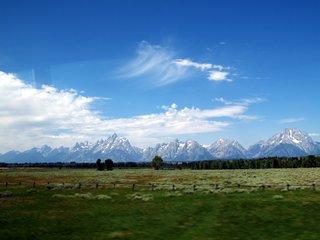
[0,70,260,151]
[117,41,189,86]
[214,97,265,106]
[277,117,305,124]
[117,41,231,86]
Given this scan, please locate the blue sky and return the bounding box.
[0,0,320,152]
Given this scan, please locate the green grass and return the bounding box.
[1,188,320,239]
[1,168,320,239]
[2,168,320,188]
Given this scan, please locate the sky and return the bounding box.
[0,0,320,152]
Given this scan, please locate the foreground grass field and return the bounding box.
[1,168,320,239]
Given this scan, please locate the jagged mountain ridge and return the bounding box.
[248,128,320,158]
[143,139,212,162]
[0,128,319,162]
[207,139,247,159]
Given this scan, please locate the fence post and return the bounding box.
[132,184,135,191]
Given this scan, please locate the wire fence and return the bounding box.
[0,181,318,192]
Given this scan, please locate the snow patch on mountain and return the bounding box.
[206,138,247,159]
[143,139,212,161]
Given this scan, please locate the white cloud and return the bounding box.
[213,97,265,121]
[208,71,231,81]
[173,59,213,71]
[212,65,225,71]
[97,105,238,142]
[0,70,260,152]
[173,59,229,72]
[0,71,106,151]
[117,41,232,86]
[277,117,305,124]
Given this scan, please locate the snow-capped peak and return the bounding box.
[206,138,247,159]
[71,141,93,152]
[215,138,235,145]
[267,128,316,153]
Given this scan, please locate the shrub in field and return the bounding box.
[127,193,153,201]
[52,192,111,200]
[74,193,94,199]
[272,195,284,199]
[164,191,183,197]
[95,194,111,200]
[51,185,65,191]
[74,193,111,200]
[110,192,119,196]
[183,189,194,195]
[26,188,38,194]
[0,191,12,198]
[234,188,251,193]
[52,194,74,199]
[201,190,214,195]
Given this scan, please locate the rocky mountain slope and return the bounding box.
[206,139,247,159]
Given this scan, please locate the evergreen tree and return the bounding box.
[105,159,114,171]
[96,159,104,171]
[151,156,163,170]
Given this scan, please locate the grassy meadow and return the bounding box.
[1,168,320,239]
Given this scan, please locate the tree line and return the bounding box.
[188,155,320,170]
[0,155,319,170]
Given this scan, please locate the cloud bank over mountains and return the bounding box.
[0,70,261,152]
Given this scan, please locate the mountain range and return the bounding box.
[1,128,319,163]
